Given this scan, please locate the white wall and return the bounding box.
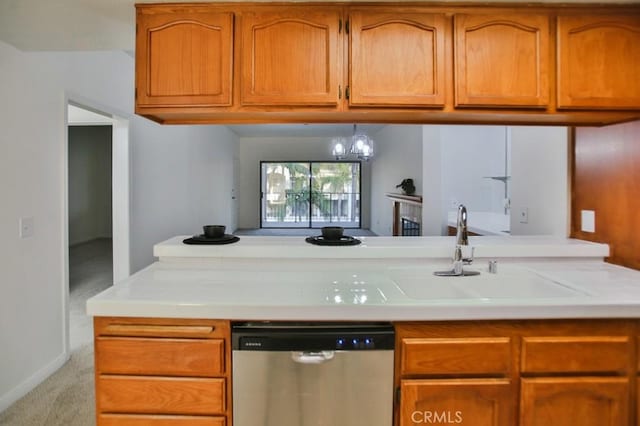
[370,125,422,236]
[421,126,446,235]
[440,126,508,213]
[510,126,569,236]
[130,122,237,271]
[237,136,371,229]
[68,125,112,245]
[0,41,237,411]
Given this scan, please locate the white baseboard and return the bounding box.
[0,350,69,413]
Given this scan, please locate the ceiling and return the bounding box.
[228,124,385,137]
[1,0,638,51]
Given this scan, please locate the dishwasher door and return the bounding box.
[232,322,395,426]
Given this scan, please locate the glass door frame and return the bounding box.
[259,160,362,229]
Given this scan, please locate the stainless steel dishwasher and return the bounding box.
[232,322,395,426]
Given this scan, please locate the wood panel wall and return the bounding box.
[571,120,640,270]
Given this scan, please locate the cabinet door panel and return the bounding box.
[557,15,640,109]
[455,13,549,107]
[136,10,233,107]
[400,379,514,426]
[349,11,446,107]
[240,9,341,106]
[520,377,629,426]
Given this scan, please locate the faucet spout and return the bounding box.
[456,204,469,246]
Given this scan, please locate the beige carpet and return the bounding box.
[0,345,95,426]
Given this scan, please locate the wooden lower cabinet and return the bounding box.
[520,377,629,426]
[400,379,514,426]
[94,317,231,426]
[395,320,636,426]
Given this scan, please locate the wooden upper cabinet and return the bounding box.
[349,11,447,107]
[454,13,550,108]
[136,8,234,107]
[240,8,342,106]
[557,15,640,109]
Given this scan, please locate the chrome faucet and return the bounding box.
[434,204,479,277]
[456,204,469,246]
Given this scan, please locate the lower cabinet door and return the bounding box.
[99,414,225,426]
[400,378,514,426]
[520,377,629,426]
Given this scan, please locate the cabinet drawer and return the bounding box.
[99,414,225,426]
[94,317,229,339]
[96,337,224,377]
[521,336,630,374]
[98,376,225,415]
[401,337,511,376]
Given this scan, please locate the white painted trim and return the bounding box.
[0,351,69,412]
[112,116,131,282]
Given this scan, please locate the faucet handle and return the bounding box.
[462,246,475,265]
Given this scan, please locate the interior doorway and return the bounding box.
[65,101,130,352]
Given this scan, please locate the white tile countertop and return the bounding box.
[86,236,640,321]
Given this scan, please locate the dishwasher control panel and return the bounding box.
[232,322,395,351]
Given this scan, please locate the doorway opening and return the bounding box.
[65,101,130,352]
[260,161,361,229]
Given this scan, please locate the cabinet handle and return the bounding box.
[103,324,215,336]
[339,85,342,100]
[345,86,350,100]
[339,19,342,34]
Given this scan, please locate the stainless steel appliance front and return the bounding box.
[232,322,395,426]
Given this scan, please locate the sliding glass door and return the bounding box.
[260,161,361,229]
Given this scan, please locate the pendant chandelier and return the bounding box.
[331,124,374,161]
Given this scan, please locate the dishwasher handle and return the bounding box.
[291,350,335,364]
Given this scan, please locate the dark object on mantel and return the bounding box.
[305,236,361,246]
[183,234,240,245]
[396,178,416,196]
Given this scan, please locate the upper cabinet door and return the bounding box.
[349,11,447,107]
[240,8,341,106]
[454,14,550,108]
[136,9,234,107]
[557,15,640,109]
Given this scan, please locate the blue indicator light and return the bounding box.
[337,338,345,346]
[365,338,371,345]
[352,338,359,346]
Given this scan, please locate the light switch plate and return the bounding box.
[581,210,595,233]
[518,208,528,224]
[20,216,34,238]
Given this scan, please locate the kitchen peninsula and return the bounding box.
[88,236,640,426]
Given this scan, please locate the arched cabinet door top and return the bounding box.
[557,15,640,109]
[454,13,550,108]
[136,11,234,107]
[349,12,448,107]
[240,9,342,106]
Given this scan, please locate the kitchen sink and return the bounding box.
[387,265,590,300]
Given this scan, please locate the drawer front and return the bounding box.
[96,337,224,377]
[94,317,229,339]
[401,337,511,376]
[521,336,630,374]
[98,376,225,415]
[99,414,225,426]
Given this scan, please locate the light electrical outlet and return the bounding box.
[518,208,529,224]
[20,216,34,238]
[581,210,595,233]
